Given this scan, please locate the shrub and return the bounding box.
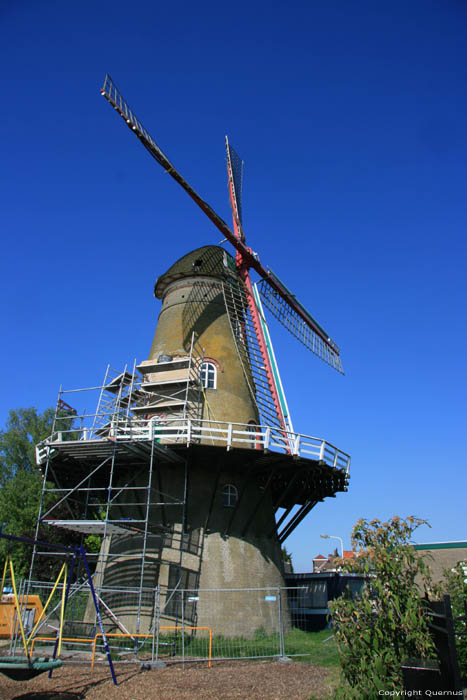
[329,516,437,698]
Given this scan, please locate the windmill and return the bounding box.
[96,74,349,629]
[100,75,343,437]
[33,76,350,639]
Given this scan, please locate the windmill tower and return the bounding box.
[34,77,350,638]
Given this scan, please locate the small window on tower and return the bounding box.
[200,361,217,389]
[221,484,238,508]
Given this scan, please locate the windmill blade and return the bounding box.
[225,139,292,440]
[258,273,344,374]
[225,137,244,237]
[101,76,268,271]
[222,278,289,434]
[101,75,343,371]
[223,136,341,365]
[101,75,239,246]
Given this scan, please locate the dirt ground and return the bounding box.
[0,660,337,700]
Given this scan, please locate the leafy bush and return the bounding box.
[329,516,437,698]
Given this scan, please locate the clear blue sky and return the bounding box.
[1,1,466,572]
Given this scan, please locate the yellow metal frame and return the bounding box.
[1,557,68,658]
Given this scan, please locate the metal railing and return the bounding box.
[36,417,350,473]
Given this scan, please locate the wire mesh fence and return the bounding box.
[10,582,323,666]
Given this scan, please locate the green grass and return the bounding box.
[100,627,341,669]
[284,628,340,668]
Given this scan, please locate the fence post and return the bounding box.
[186,419,192,447]
[319,440,325,461]
[264,427,271,452]
[181,589,185,666]
[293,434,300,456]
[443,594,463,692]
[151,585,160,663]
[278,587,285,659]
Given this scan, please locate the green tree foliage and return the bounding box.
[281,546,294,573]
[0,469,43,577]
[0,407,84,580]
[329,516,437,699]
[0,407,55,483]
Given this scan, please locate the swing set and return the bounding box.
[0,529,117,684]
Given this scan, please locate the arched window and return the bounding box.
[221,484,238,508]
[200,361,217,389]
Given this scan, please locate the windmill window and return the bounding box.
[200,362,217,389]
[221,484,238,508]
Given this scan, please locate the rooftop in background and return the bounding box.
[312,549,356,572]
[413,542,467,550]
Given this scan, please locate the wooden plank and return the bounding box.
[136,358,190,374]
[143,368,191,384]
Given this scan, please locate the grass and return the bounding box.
[97,627,341,670]
[285,628,339,667]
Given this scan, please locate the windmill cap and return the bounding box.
[154,245,236,298]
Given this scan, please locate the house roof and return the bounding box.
[343,550,356,559]
[413,542,467,551]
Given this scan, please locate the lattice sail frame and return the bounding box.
[225,141,292,436]
[226,138,244,229]
[100,74,344,432]
[222,277,287,433]
[257,278,344,374]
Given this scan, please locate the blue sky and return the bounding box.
[1,1,466,572]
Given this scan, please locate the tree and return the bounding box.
[329,516,437,698]
[0,468,43,577]
[0,407,82,580]
[281,546,294,573]
[0,407,55,483]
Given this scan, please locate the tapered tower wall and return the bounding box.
[149,274,258,425]
[91,246,288,636]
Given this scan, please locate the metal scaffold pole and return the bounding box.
[135,430,156,638]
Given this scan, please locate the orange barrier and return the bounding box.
[91,627,213,668]
[31,636,94,655]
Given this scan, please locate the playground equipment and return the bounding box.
[0,554,64,681]
[0,529,117,685]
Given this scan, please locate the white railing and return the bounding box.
[36,418,351,474]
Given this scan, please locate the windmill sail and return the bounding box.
[222,278,286,433]
[252,283,294,434]
[225,139,292,438]
[101,74,344,377]
[225,137,244,230]
[258,274,344,374]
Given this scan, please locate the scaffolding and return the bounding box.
[29,342,350,642]
[30,340,207,640]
